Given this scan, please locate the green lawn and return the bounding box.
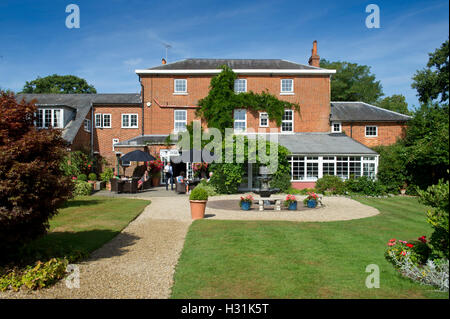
[171,196,447,299]
[12,196,150,264]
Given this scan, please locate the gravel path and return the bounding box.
[0,193,378,299]
[0,197,191,299]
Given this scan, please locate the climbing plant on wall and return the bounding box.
[196,65,300,133]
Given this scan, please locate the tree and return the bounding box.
[412,40,449,104]
[21,74,97,94]
[0,92,73,257]
[320,59,383,103]
[404,103,449,188]
[375,94,411,115]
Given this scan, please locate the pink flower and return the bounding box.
[401,251,406,256]
[387,243,395,246]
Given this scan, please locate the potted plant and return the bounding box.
[189,186,209,220]
[400,181,407,195]
[100,168,114,190]
[149,157,163,187]
[284,194,297,210]
[303,192,319,208]
[239,194,254,211]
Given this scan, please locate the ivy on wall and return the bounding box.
[196,65,300,132]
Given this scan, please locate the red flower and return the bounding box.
[406,243,414,248]
[418,236,427,243]
[389,238,396,242]
[401,251,406,256]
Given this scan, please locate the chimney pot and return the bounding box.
[162,58,167,65]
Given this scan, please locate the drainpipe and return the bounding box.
[350,123,353,138]
[90,102,94,157]
[139,75,144,136]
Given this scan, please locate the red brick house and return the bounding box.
[18,41,411,189]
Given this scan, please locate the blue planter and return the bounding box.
[307,200,317,208]
[288,201,297,210]
[241,201,251,211]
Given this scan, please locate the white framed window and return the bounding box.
[174,110,187,132]
[95,113,111,128]
[95,113,102,128]
[281,109,293,132]
[234,79,247,93]
[174,79,187,94]
[259,112,269,127]
[122,113,138,128]
[331,122,342,133]
[35,109,63,129]
[280,79,294,94]
[84,119,91,132]
[112,138,119,151]
[102,114,111,128]
[233,109,247,132]
[365,125,378,137]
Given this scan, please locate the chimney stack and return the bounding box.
[162,58,167,65]
[308,40,320,67]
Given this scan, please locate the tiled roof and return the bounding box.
[147,59,323,70]
[330,102,411,122]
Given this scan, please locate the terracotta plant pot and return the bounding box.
[152,176,160,187]
[400,188,406,195]
[190,200,207,220]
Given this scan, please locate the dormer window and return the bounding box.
[35,108,63,128]
[174,79,187,94]
[331,122,342,133]
[234,79,247,93]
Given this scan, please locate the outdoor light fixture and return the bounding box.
[146,102,151,107]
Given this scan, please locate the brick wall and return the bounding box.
[341,121,408,147]
[140,74,331,133]
[92,104,143,167]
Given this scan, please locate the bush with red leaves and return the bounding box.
[0,92,73,258]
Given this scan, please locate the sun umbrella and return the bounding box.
[120,150,156,162]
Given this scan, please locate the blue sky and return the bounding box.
[0,0,448,108]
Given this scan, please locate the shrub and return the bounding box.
[60,151,94,177]
[77,173,87,181]
[0,258,68,291]
[210,163,244,194]
[385,238,431,267]
[73,180,92,196]
[189,186,209,201]
[344,176,386,196]
[315,175,345,194]
[0,92,73,257]
[387,251,448,292]
[100,167,114,182]
[374,143,409,193]
[417,178,449,259]
[88,173,97,181]
[270,171,292,193]
[197,180,217,197]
